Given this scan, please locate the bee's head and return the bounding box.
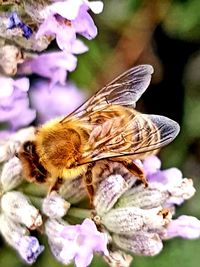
[17,140,48,184]
[23,141,35,154]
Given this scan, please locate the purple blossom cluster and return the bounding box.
[0,77,35,137]
[1,0,103,135]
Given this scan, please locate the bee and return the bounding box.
[18,65,180,202]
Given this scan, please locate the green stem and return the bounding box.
[28,195,43,210]
[67,208,92,219]
[19,183,47,198]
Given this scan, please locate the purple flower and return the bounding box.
[142,156,195,206]
[166,215,200,239]
[29,80,85,123]
[18,45,87,87]
[0,215,43,265]
[17,236,44,264]
[143,156,183,185]
[60,219,109,267]
[7,12,33,39]
[0,77,36,133]
[45,218,108,267]
[37,0,103,51]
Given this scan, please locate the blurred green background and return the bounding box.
[1,0,200,266]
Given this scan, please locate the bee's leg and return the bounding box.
[48,177,64,194]
[84,164,95,207]
[122,160,148,187]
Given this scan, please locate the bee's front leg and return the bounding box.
[121,160,148,187]
[47,177,64,194]
[83,163,95,207]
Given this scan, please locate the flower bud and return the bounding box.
[116,184,168,209]
[0,214,44,264]
[104,249,133,267]
[113,232,163,256]
[167,178,196,205]
[59,175,86,203]
[94,174,129,216]
[0,127,35,163]
[0,142,18,163]
[17,236,44,264]
[0,156,23,191]
[1,191,42,229]
[0,213,28,246]
[102,207,171,235]
[42,191,70,218]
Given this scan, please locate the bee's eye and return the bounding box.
[23,141,33,153]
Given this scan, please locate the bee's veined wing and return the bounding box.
[60,64,153,122]
[79,113,180,164]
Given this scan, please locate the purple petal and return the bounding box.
[75,250,93,267]
[0,77,14,98]
[36,14,76,51]
[166,215,200,239]
[18,51,77,86]
[148,167,182,185]
[7,12,22,28]
[14,78,30,92]
[81,218,99,233]
[10,107,36,130]
[36,14,58,38]
[17,236,44,264]
[59,219,108,267]
[48,0,83,20]
[71,39,88,54]
[73,7,97,39]
[143,155,161,175]
[7,12,33,39]
[85,1,104,14]
[30,80,85,123]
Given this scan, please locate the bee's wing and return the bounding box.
[60,64,153,122]
[79,112,180,164]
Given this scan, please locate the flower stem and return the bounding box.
[67,208,92,219]
[28,195,43,210]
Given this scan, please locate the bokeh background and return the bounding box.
[1,0,200,266]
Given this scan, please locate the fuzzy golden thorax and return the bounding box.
[34,119,88,178]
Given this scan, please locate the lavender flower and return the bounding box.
[45,218,108,267]
[166,215,200,239]
[29,80,85,123]
[17,236,44,264]
[42,191,70,218]
[7,12,33,39]
[37,0,103,51]
[0,214,43,264]
[1,191,42,230]
[0,127,200,267]
[18,46,87,87]
[93,158,198,257]
[0,77,35,134]
[0,131,44,263]
[142,156,196,206]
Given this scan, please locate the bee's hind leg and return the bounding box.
[122,160,148,187]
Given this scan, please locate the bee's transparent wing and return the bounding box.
[60,65,154,122]
[79,113,180,164]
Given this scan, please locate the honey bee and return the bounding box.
[18,65,180,202]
